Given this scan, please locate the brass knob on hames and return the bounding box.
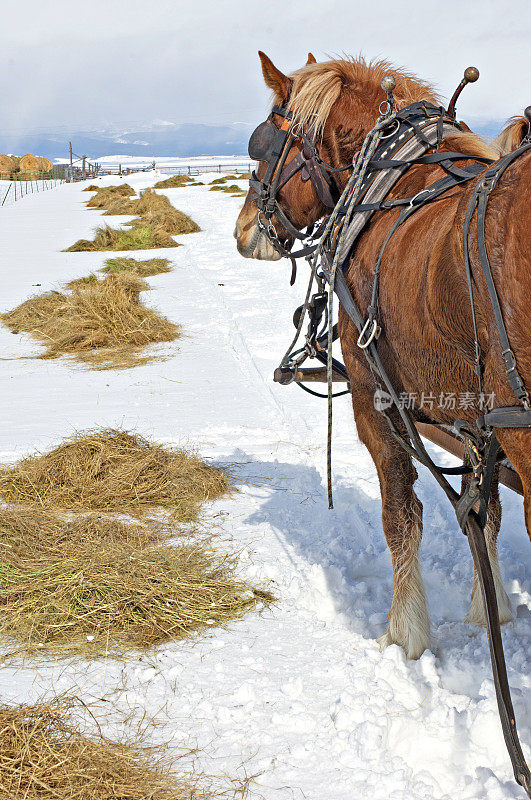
[464,66,479,83]
[447,66,480,119]
[381,75,396,93]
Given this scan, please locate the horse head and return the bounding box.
[235,52,341,261]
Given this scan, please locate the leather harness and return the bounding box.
[246,98,531,795]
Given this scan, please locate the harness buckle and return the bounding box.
[409,188,432,207]
[502,347,517,373]
[357,317,380,349]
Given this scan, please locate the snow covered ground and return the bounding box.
[0,171,529,800]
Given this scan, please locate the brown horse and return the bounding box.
[236,53,530,660]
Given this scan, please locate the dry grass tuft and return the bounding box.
[101,257,173,277]
[86,185,136,208]
[0,508,268,656]
[1,273,180,369]
[153,174,195,188]
[0,697,236,798]
[65,273,100,289]
[64,223,181,251]
[0,429,229,517]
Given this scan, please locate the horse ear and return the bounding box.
[258,51,291,102]
[306,52,317,65]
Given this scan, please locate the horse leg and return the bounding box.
[464,467,513,626]
[352,388,430,659]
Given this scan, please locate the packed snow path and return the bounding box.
[0,174,529,800]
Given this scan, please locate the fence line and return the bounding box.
[1,176,65,207]
[92,161,254,177]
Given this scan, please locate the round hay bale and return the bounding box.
[0,154,15,174]
[19,154,40,173]
[11,156,20,172]
[41,157,54,171]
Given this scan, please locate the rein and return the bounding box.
[247,82,531,796]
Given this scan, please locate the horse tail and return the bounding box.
[492,115,529,155]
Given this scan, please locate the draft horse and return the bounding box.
[235,51,530,787]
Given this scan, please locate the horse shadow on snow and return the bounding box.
[222,448,530,694]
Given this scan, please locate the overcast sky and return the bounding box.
[1,0,529,134]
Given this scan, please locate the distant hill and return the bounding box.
[0,122,254,160]
[0,118,502,161]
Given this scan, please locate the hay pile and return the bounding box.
[103,189,201,236]
[223,184,247,195]
[127,208,200,235]
[64,222,180,252]
[0,508,266,656]
[210,184,246,197]
[86,184,136,208]
[154,174,195,188]
[0,697,222,798]
[101,257,172,277]
[1,272,180,369]
[100,188,161,215]
[0,429,228,517]
[82,183,100,191]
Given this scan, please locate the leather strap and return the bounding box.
[463,143,531,419]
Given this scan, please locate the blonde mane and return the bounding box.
[492,115,528,155]
[286,56,498,160]
[287,57,438,136]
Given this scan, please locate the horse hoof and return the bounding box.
[377,628,429,660]
[465,588,514,627]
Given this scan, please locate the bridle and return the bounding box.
[246,103,350,273]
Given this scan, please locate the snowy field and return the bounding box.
[0,171,529,799]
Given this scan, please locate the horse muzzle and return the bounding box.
[235,223,282,261]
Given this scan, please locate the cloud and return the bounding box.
[1,0,529,140]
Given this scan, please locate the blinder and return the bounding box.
[248,119,286,163]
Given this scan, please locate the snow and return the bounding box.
[0,171,529,799]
